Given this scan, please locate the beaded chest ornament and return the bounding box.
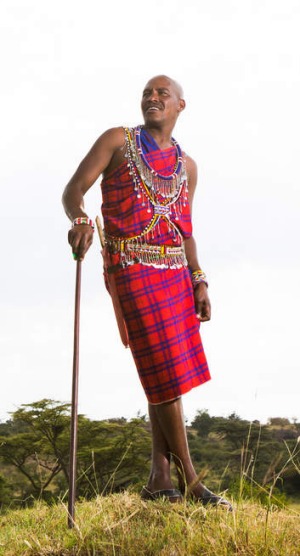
[104,126,190,269]
[124,126,189,232]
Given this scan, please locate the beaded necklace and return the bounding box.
[121,126,189,244]
[135,126,184,199]
[125,126,188,206]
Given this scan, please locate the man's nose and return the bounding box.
[149,90,159,101]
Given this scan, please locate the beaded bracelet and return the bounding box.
[191,269,208,288]
[72,217,95,230]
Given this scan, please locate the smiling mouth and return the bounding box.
[146,105,161,113]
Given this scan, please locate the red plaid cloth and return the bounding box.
[100,127,210,403]
[114,264,210,404]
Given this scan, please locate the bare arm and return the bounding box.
[185,155,211,322]
[62,127,125,260]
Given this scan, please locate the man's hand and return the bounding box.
[194,282,211,322]
[68,224,94,261]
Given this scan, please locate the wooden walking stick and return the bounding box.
[68,258,82,528]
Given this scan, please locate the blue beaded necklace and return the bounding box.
[135,125,183,181]
[132,126,187,202]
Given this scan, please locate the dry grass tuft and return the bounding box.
[1,492,300,555]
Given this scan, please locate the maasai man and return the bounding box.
[62,75,232,509]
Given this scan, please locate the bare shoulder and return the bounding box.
[79,126,126,177]
[69,126,126,186]
[94,126,125,150]
[96,126,128,176]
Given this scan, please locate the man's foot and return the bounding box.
[140,486,183,503]
[196,486,233,511]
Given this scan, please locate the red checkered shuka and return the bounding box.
[100,128,211,403]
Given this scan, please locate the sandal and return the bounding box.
[198,487,233,511]
[140,486,183,503]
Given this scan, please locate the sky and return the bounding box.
[1,0,300,425]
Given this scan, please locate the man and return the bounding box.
[62,75,232,509]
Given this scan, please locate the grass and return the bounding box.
[1,492,300,555]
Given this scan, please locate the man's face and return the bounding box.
[141,76,185,126]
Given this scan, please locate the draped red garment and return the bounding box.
[100,128,210,403]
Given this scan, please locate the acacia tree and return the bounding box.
[0,399,72,500]
[0,400,152,504]
[76,416,151,497]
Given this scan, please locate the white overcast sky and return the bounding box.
[1,0,299,424]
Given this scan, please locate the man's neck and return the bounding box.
[143,124,175,149]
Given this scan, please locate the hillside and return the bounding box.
[1,493,300,555]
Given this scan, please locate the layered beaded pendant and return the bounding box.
[125,126,188,216]
[134,126,186,200]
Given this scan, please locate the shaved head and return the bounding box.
[144,75,184,100]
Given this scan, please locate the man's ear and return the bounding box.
[178,98,186,112]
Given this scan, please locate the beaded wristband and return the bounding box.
[72,217,95,230]
[191,269,208,288]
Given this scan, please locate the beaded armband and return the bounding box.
[72,217,95,230]
[191,269,208,288]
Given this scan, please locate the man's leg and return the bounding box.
[146,397,232,508]
[145,402,174,492]
[153,397,206,498]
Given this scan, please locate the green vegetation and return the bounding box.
[0,401,299,511]
[0,401,299,554]
[0,400,151,507]
[189,410,300,505]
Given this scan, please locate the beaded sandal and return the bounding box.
[197,487,233,511]
[140,486,183,503]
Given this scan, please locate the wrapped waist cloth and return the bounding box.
[114,263,211,404]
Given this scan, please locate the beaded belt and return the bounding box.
[105,237,187,272]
